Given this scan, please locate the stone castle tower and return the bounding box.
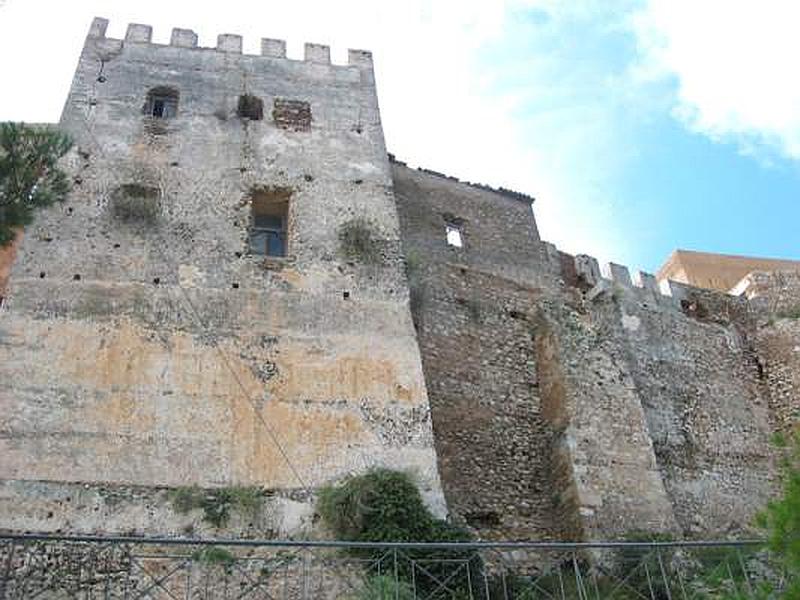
[2,18,800,544]
[0,18,444,535]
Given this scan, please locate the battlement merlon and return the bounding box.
[568,252,699,304]
[86,17,374,70]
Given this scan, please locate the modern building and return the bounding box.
[657,248,800,293]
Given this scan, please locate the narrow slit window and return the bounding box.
[144,87,179,119]
[249,188,291,257]
[445,222,464,248]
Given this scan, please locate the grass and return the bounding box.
[777,305,800,320]
[192,547,236,568]
[169,485,263,528]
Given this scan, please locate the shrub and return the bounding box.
[318,468,433,543]
[318,469,474,596]
[756,428,800,597]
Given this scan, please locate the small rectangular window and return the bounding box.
[249,188,290,257]
[445,222,463,248]
[152,97,177,118]
[145,87,179,119]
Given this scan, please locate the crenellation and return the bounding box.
[261,38,287,58]
[348,48,373,68]
[305,42,331,64]
[217,33,243,53]
[634,270,658,292]
[606,262,632,287]
[170,28,198,49]
[541,241,560,267]
[574,254,601,287]
[88,17,108,38]
[125,23,152,44]
[566,249,739,308]
[660,278,690,301]
[84,18,360,68]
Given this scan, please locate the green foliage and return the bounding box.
[778,305,800,320]
[404,250,422,278]
[318,468,437,542]
[757,428,800,597]
[682,546,762,599]
[318,469,474,596]
[0,122,72,245]
[192,547,236,568]
[338,218,382,264]
[351,575,415,600]
[170,485,263,528]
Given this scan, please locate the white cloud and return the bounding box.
[631,0,800,161]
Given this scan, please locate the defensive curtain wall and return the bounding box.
[393,160,793,542]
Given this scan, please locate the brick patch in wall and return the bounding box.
[273,99,312,131]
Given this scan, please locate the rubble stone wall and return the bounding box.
[0,19,444,535]
[393,163,566,541]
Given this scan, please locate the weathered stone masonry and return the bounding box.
[1,18,799,543]
[393,161,792,542]
[0,18,444,536]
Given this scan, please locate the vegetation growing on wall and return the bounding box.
[350,575,414,600]
[756,430,800,598]
[777,305,800,320]
[318,469,473,596]
[109,183,161,224]
[338,218,382,264]
[0,122,72,245]
[170,485,264,528]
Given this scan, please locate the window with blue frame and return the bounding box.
[248,188,290,257]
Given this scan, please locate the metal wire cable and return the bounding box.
[75,105,310,492]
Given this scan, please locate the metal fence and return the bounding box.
[0,534,782,599]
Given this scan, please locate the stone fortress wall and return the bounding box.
[0,18,799,544]
[0,18,444,537]
[393,160,796,542]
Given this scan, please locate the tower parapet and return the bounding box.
[85,17,372,69]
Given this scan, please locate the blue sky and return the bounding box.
[0,0,797,273]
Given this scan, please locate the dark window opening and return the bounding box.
[248,187,291,257]
[238,94,264,120]
[144,87,179,119]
